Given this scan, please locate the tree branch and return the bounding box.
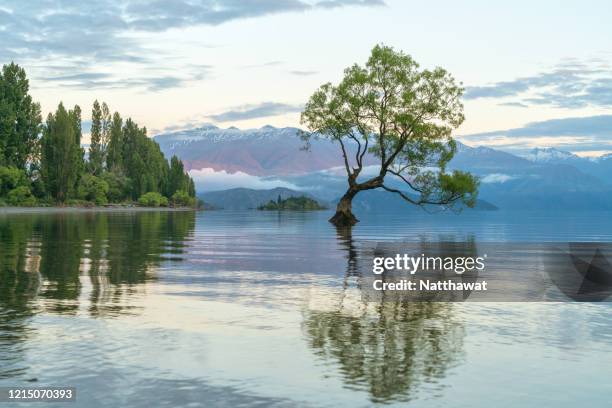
[381,185,418,204]
[338,138,352,179]
[347,130,362,171]
[359,134,369,168]
[387,169,424,194]
[381,184,462,207]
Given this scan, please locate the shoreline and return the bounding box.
[0,206,197,215]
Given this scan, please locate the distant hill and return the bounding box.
[200,187,324,210]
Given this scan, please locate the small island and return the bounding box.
[258,195,327,211]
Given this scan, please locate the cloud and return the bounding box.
[151,121,212,135]
[0,1,384,75]
[189,167,301,191]
[464,60,612,109]
[289,70,318,76]
[466,115,612,138]
[481,173,516,184]
[498,101,528,108]
[36,69,211,92]
[316,0,385,8]
[42,73,113,82]
[208,102,304,122]
[461,115,612,152]
[125,0,385,29]
[146,76,186,91]
[0,5,143,64]
[320,165,380,177]
[242,61,284,69]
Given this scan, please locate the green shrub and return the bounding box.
[30,175,46,199]
[102,171,131,202]
[171,189,196,207]
[138,191,167,207]
[7,186,37,206]
[0,166,28,196]
[78,174,109,205]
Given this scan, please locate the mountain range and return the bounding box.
[154,124,344,176]
[522,147,612,183]
[154,125,612,211]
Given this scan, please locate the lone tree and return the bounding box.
[301,45,479,226]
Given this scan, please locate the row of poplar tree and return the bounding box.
[0,62,196,207]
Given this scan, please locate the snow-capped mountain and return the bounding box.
[514,147,612,185]
[524,147,579,163]
[154,124,347,176]
[156,124,294,146]
[590,152,612,163]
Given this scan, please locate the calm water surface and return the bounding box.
[0,210,611,407]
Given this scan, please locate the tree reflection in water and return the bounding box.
[0,211,195,379]
[0,216,39,380]
[302,226,466,404]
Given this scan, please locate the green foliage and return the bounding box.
[30,175,46,199]
[0,166,28,195]
[88,100,110,176]
[99,109,195,204]
[106,112,123,171]
[7,185,36,206]
[77,174,109,205]
[0,63,42,170]
[101,170,131,202]
[258,196,326,211]
[171,189,195,207]
[300,44,478,222]
[138,192,168,207]
[122,119,169,199]
[0,165,37,206]
[438,171,480,208]
[40,103,85,202]
[168,155,194,197]
[188,178,196,197]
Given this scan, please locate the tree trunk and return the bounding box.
[330,189,359,226]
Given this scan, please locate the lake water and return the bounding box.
[1,209,611,407]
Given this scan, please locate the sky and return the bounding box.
[2,0,612,156]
